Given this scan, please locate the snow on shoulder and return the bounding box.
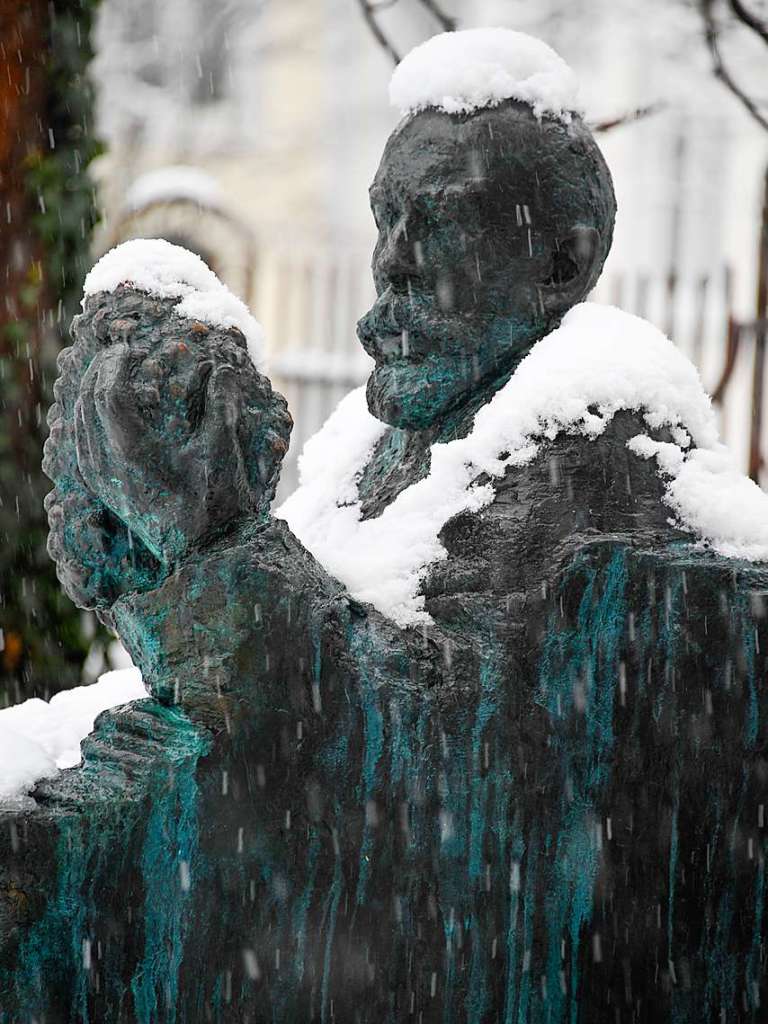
[389,28,581,121]
[0,667,147,803]
[84,238,264,367]
[278,303,768,628]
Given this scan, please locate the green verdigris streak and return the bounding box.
[0,703,209,1024]
[534,548,628,1024]
[130,713,210,1024]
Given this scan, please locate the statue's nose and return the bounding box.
[377,216,420,292]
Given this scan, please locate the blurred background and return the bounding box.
[1,0,767,703]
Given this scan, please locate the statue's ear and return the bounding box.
[539,226,600,315]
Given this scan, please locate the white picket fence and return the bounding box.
[254,243,376,500]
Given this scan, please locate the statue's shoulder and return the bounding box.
[488,405,673,513]
[458,300,729,542]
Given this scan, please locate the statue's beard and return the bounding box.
[356,289,462,428]
[356,287,456,366]
[365,356,477,430]
[357,286,540,430]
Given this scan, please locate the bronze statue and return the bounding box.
[2,56,766,1024]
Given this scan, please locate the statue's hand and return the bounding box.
[45,482,164,614]
[74,342,287,566]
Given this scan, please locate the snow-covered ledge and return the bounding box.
[0,668,146,804]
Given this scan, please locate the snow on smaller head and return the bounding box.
[389,28,581,121]
[84,238,264,367]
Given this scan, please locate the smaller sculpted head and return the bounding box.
[358,31,616,430]
[44,244,292,615]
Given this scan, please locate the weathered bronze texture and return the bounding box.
[1,102,766,1024]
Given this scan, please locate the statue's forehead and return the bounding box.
[371,111,544,202]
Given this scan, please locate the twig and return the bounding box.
[701,0,768,131]
[355,0,457,67]
[356,0,401,64]
[728,0,768,46]
[590,102,666,133]
[417,0,457,32]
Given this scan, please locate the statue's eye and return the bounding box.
[407,202,437,236]
[444,192,484,225]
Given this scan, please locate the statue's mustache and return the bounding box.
[356,287,434,360]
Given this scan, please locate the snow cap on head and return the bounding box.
[83,238,264,368]
[389,28,581,122]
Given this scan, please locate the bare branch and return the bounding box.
[701,0,768,131]
[728,0,768,46]
[355,0,401,65]
[355,0,457,66]
[417,0,457,32]
[590,102,667,133]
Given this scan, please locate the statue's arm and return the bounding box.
[107,515,446,714]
